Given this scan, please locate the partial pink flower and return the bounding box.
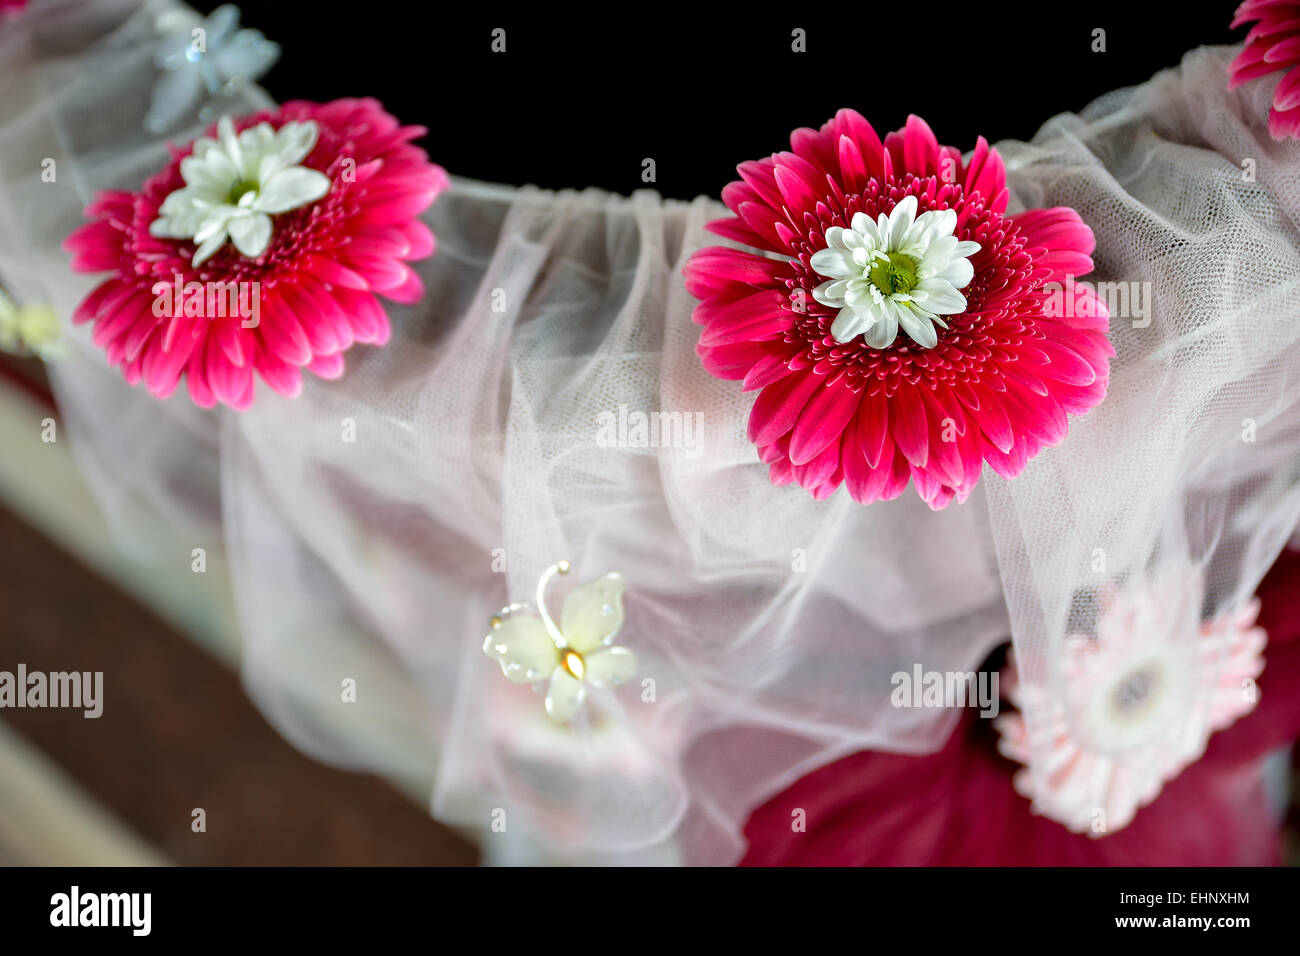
[1230,1,1300,140]
[995,569,1266,836]
[0,0,28,12]
[64,99,447,409]
[683,111,1113,510]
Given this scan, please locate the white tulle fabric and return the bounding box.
[2,0,1298,863]
[988,46,1300,812]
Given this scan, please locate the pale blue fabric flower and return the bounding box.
[145,5,279,134]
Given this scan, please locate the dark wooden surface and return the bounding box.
[0,382,477,865]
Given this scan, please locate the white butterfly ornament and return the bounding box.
[483,561,638,723]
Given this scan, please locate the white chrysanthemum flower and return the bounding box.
[809,194,980,349]
[483,562,638,724]
[0,290,63,360]
[149,115,331,266]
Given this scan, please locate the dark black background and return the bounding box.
[192,1,1244,199]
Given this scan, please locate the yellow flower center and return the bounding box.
[561,649,586,680]
[868,251,920,296]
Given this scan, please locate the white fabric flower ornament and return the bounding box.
[0,290,63,360]
[483,561,638,723]
[810,194,980,349]
[149,115,331,266]
[146,5,280,134]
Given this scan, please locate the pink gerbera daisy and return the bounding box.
[1230,1,1300,140]
[64,99,447,409]
[994,569,1266,836]
[683,111,1113,509]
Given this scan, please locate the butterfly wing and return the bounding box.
[583,646,638,688]
[482,615,557,683]
[560,573,625,653]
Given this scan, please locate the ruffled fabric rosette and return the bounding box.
[995,568,1266,835]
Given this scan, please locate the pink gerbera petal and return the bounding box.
[1230,0,1300,140]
